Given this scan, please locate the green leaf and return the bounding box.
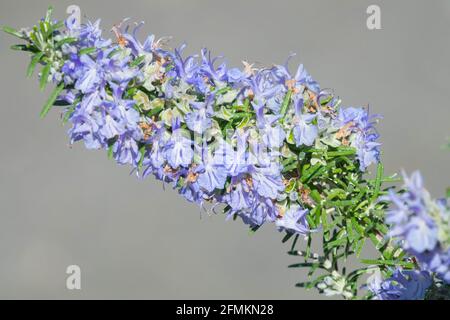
[27,52,45,77]
[371,163,384,201]
[2,26,26,39]
[248,225,260,235]
[10,44,37,52]
[108,144,114,160]
[305,235,312,260]
[62,98,80,125]
[290,234,299,252]
[296,274,329,289]
[130,55,146,67]
[300,162,322,183]
[360,259,414,268]
[40,83,65,118]
[446,187,450,199]
[39,21,51,40]
[237,115,251,128]
[306,214,316,229]
[326,148,356,158]
[55,37,77,48]
[351,217,365,236]
[310,190,322,204]
[45,6,54,23]
[107,48,123,58]
[79,47,97,55]
[53,21,65,30]
[321,208,328,230]
[346,219,355,243]
[288,262,320,269]
[324,237,347,251]
[355,238,365,257]
[279,90,292,123]
[146,106,163,118]
[320,95,333,106]
[62,106,75,125]
[282,162,298,173]
[137,145,147,172]
[326,188,347,201]
[282,232,294,243]
[39,63,51,91]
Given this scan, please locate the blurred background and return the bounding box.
[0,0,449,299]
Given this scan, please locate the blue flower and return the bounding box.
[99,113,125,139]
[226,67,245,83]
[276,205,310,235]
[78,19,111,48]
[112,131,142,166]
[68,109,103,149]
[385,171,450,284]
[20,9,390,240]
[335,107,381,171]
[168,44,200,85]
[75,53,104,93]
[386,171,439,254]
[214,134,251,177]
[122,22,155,58]
[253,102,286,148]
[243,69,283,105]
[368,269,432,300]
[185,94,214,134]
[197,163,227,193]
[199,48,228,84]
[196,142,228,193]
[231,193,278,227]
[293,99,318,146]
[250,164,285,199]
[226,179,253,212]
[273,54,320,94]
[164,118,193,168]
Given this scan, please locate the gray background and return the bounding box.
[0,0,449,299]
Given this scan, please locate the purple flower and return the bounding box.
[230,193,278,227]
[423,249,450,283]
[199,48,228,84]
[112,131,142,166]
[167,44,200,85]
[243,69,283,105]
[250,164,285,199]
[78,20,111,48]
[226,179,253,212]
[253,102,286,148]
[17,9,390,241]
[335,107,381,171]
[276,205,310,235]
[122,22,155,58]
[293,99,318,146]
[197,162,227,193]
[273,55,320,94]
[75,53,104,93]
[386,172,439,254]
[293,114,318,147]
[385,171,450,284]
[196,142,228,193]
[68,109,103,149]
[164,118,194,168]
[226,67,245,83]
[185,94,214,134]
[368,269,432,300]
[99,113,125,139]
[214,135,251,176]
